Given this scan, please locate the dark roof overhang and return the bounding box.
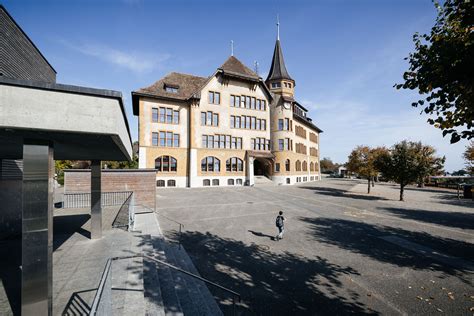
[132,91,191,116]
[293,112,323,133]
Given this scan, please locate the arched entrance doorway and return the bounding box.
[253,158,272,177]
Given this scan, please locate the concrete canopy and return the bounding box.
[0,77,132,161]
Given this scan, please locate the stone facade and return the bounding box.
[133,38,322,188]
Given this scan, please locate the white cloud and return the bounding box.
[62,41,170,73]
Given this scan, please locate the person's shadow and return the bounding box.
[248,230,275,241]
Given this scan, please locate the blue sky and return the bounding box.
[3,0,468,171]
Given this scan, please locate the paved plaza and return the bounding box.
[156,178,474,315]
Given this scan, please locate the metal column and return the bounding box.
[21,141,54,315]
[91,160,102,239]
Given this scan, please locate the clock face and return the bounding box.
[283,102,291,109]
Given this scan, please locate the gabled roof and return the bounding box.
[218,56,260,81]
[266,39,293,82]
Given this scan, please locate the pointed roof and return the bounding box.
[266,39,293,82]
[218,56,260,81]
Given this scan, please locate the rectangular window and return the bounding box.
[225,135,231,149]
[235,116,241,128]
[166,132,173,147]
[208,135,214,148]
[275,163,280,172]
[251,138,255,150]
[202,135,208,148]
[213,136,219,148]
[246,96,251,109]
[279,139,284,151]
[256,119,261,130]
[230,115,235,128]
[266,139,271,151]
[173,134,179,147]
[284,118,289,130]
[215,92,220,104]
[207,112,212,125]
[166,108,173,123]
[241,96,246,108]
[208,91,214,104]
[262,120,266,130]
[231,137,237,149]
[213,113,219,126]
[246,116,250,129]
[152,108,159,122]
[159,132,166,147]
[262,100,266,111]
[251,117,256,130]
[251,97,256,109]
[220,135,225,148]
[236,96,241,108]
[230,95,235,107]
[159,108,165,123]
[278,119,284,130]
[152,132,158,146]
[237,138,242,149]
[257,99,261,110]
[173,111,179,124]
[201,112,206,126]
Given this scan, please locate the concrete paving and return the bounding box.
[156,178,474,315]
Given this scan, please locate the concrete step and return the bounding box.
[168,244,224,316]
[254,176,276,186]
[148,236,184,316]
[142,235,166,316]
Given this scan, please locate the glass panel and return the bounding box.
[213,113,218,126]
[251,139,255,150]
[226,159,231,171]
[228,179,234,185]
[155,157,162,171]
[232,158,237,171]
[202,135,207,148]
[230,95,235,107]
[208,92,214,104]
[166,109,173,123]
[251,117,255,129]
[279,119,283,130]
[213,136,219,148]
[231,116,235,128]
[159,132,166,147]
[212,179,219,186]
[201,158,207,171]
[225,135,231,149]
[220,135,225,148]
[236,116,241,128]
[236,179,242,185]
[166,132,173,147]
[203,179,210,186]
[214,158,220,172]
[209,135,214,148]
[167,180,176,187]
[159,108,165,122]
[170,157,177,171]
[246,116,250,129]
[237,159,243,171]
[262,120,266,130]
[152,133,158,146]
[174,134,179,147]
[246,96,251,108]
[163,156,170,171]
[236,96,241,107]
[201,112,206,126]
[157,180,165,187]
[215,92,220,104]
[241,96,245,108]
[173,111,179,124]
[208,157,214,171]
[262,100,266,111]
[251,97,256,109]
[237,138,242,149]
[257,100,261,110]
[279,139,284,151]
[152,108,158,122]
[207,112,212,125]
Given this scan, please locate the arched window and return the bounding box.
[155,156,177,172]
[285,159,290,171]
[228,179,235,185]
[226,157,243,172]
[201,156,220,172]
[203,179,210,186]
[212,179,220,186]
[156,180,165,187]
[167,180,176,187]
[302,161,307,171]
[236,179,243,185]
[296,160,301,171]
[310,162,314,172]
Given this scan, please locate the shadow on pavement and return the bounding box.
[299,217,474,284]
[379,207,474,230]
[164,231,377,315]
[247,230,275,241]
[53,214,91,251]
[299,186,389,201]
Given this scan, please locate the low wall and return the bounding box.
[64,169,156,210]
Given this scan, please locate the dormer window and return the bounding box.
[271,82,281,88]
[164,84,179,93]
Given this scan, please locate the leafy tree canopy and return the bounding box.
[396,0,474,143]
[464,141,474,174]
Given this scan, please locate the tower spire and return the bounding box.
[277,14,280,40]
[230,40,234,56]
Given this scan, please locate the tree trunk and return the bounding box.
[367,178,371,194]
[372,177,375,187]
[400,183,404,201]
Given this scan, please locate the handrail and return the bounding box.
[111,192,134,229]
[135,204,184,249]
[89,253,241,316]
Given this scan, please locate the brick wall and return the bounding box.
[64,169,156,210]
[0,6,56,83]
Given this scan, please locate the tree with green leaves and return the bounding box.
[375,141,445,201]
[347,146,388,194]
[464,141,474,175]
[396,0,473,144]
[320,157,338,173]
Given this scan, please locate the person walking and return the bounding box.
[275,211,285,241]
